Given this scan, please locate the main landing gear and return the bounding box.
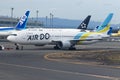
[54,44,76,50]
[54,45,61,49]
[68,47,76,50]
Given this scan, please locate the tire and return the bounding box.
[0,46,2,50]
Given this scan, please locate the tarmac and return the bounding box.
[0,41,120,80]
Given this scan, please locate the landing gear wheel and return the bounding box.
[0,46,2,50]
[54,45,61,50]
[15,43,19,50]
[16,46,19,50]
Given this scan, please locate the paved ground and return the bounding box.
[0,41,120,80]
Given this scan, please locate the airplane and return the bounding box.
[111,30,120,37]
[7,24,112,50]
[111,32,120,37]
[7,13,113,50]
[0,10,30,36]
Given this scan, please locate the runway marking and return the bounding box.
[0,62,119,80]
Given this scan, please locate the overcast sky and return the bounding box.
[0,0,120,24]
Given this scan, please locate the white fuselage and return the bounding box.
[7,28,105,46]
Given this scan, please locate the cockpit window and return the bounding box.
[10,34,17,36]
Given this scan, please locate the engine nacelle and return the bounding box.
[58,41,71,49]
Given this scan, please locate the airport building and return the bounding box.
[0,16,43,27]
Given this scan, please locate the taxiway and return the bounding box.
[0,41,120,80]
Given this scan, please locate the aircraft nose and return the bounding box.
[7,36,14,42]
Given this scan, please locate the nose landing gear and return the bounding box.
[14,43,23,50]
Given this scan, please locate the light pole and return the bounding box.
[51,14,54,27]
[36,10,39,26]
[11,7,14,18]
[50,13,54,27]
[36,10,39,22]
[46,16,48,27]
[50,13,52,27]
[11,7,14,26]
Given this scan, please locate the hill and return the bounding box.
[30,17,119,32]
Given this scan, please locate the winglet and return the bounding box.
[15,11,30,30]
[77,15,91,30]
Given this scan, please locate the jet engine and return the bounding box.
[54,41,74,49]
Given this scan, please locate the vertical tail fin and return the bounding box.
[96,13,113,32]
[77,15,91,30]
[15,11,30,30]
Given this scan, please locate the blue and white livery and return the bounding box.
[0,11,30,36]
